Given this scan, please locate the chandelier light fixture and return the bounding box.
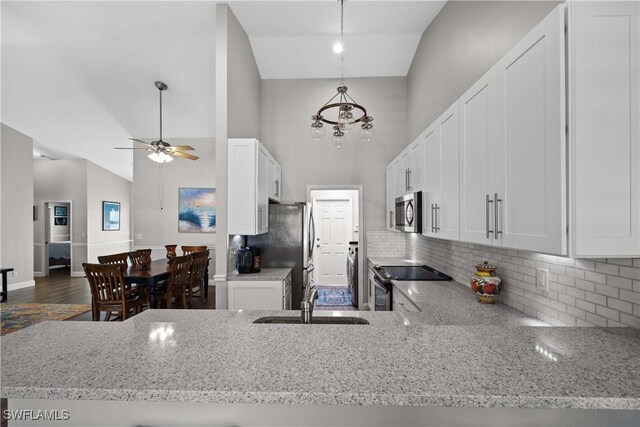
[310,0,374,148]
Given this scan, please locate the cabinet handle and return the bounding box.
[431,204,435,233]
[494,193,502,239]
[389,210,394,228]
[408,169,412,190]
[434,204,440,232]
[275,179,279,197]
[405,169,408,191]
[485,194,494,238]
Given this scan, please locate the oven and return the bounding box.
[395,192,422,233]
[372,271,392,311]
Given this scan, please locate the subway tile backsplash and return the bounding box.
[367,230,407,258]
[367,230,640,328]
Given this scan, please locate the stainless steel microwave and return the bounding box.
[395,192,422,233]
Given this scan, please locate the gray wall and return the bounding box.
[1,124,34,288]
[87,161,132,263]
[132,137,215,261]
[33,159,88,276]
[407,0,560,140]
[215,4,262,308]
[261,77,407,231]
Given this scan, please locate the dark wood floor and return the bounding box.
[6,267,216,321]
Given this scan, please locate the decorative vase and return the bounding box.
[165,245,177,261]
[470,261,502,304]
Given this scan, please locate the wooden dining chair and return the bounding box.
[186,250,209,306]
[181,245,207,255]
[156,254,193,309]
[97,252,129,266]
[129,249,152,266]
[82,263,149,321]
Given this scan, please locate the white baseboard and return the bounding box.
[71,271,85,278]
[34,271,45,278]
[8,280,35,291]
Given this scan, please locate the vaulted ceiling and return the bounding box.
[1,1,445,180]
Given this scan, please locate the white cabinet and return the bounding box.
[227,274,292,310]
[423,102,460,241]
[392,287,421,313]
[570,1,640,257]
[228,138,274,236]
[267,156,282,203]
[460,4,566,255]
[393,156,405,198]
[403,140,424,194]
[385,164,395,231]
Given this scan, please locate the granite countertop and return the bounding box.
[227,268,292,281]
[2,309,640,409]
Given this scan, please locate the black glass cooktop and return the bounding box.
[379,265,452,281]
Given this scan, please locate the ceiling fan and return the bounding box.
[115,81,199,163]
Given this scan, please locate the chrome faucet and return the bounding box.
[301,283,319,324]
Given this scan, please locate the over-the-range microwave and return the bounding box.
[395,192,422,233]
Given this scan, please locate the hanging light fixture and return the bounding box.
[310,0,374,146]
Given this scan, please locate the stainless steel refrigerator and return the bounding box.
[246,203,315,308]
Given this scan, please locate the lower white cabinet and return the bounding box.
[227,274,292,310]
[392,287,421,313]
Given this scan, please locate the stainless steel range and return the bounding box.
[372,265,452,311]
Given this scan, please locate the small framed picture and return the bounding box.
[102,201,121,231]
[54,217,67,226]
[54,206,67,216]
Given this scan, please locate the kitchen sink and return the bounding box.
[253,316,370,325]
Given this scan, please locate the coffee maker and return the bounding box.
[237,247,253,274]
[237,245,261,274]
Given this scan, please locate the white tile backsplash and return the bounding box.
[367,230,640,328]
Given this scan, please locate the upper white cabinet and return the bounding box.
[385,164,395,231]
[570,1,640,257]
[228,138,276,235]
[460,4,566,255]
[405,140,425,194]
[267,155,282,203]
[424,101,460,241]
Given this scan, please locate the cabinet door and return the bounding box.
[494,4,566,255]
[393,157,406,198]
[423,125,440,237]
[408,140,424,193]
[438,103,460,241]
[257,144,269,234]
[228,139,258,235]
[459,70,499,245]
[274,162,282,202]
[571,1,640,256]
[227,280,282,310]
[386,164,396,231]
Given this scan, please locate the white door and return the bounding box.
[494,4,566,255]
[459,70,499,245]
[313,199,353,286]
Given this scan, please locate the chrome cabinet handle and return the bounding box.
[405,169,408,191]
[494,193,502,239]
[275,179,280,197]
[431,204,435,233]
[407,169,412,190]
[485,194,494,238]
[389,210,393,228]
[434,204,440,232]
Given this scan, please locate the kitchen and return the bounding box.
[1,1,640,426]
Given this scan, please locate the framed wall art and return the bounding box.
[102,201,121,231]
[178,188,216,233]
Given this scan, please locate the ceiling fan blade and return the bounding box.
[128,138,154,146]
[169,145,195,151]
[172,151,199,161]
[114,147,150,150]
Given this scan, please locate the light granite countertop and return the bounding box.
[227,267,292,281]
[2,309,640,409]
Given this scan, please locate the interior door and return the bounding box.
[313,199,352,286]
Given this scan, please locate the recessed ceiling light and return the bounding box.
[333,42,343,54]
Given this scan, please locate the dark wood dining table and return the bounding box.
[123,258,209,308]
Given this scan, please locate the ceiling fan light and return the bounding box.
[148,152,173,163]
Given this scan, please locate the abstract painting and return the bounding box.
[178,188,216,233]
[102,201,120,231]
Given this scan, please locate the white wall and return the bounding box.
[33,159,87,276]
[132,137,215,262]
[1,123,34,289]
[261,77,407,231]
[407,0,560,141]
[87,161,132,263]
[215,4,262,308]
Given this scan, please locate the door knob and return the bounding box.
[316,244,320,248]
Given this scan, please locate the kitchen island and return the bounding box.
[2,302,640,426]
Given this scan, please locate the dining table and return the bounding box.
[123,258,209,308]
